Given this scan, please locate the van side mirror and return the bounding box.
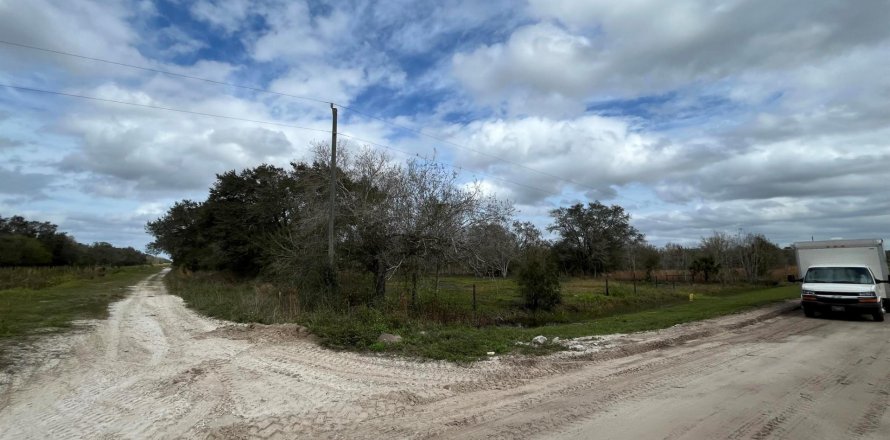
[876,278,890,284]
[787,274,801,283]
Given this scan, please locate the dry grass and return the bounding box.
[164,270,799,361]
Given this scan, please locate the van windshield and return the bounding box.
[804,267,874,284]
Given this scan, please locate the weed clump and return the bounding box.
[516,248,561,312]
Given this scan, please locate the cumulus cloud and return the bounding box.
[0,167,55,198]
[0,0,148,73]
[533,0,889,96]
[453,1,890,112]
[56,103,303,193]
[453,22,601,114]
[447,114,712,204]
[443,0,890,244]
[189,0,252,35]
[1,0,889,250]
[150,25,208,57]
[62,209,164,248]
[249,2,342,61]
[636,193,890,247]
[0,137,23,149]
[270,65,363,103]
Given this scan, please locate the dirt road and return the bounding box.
[1,270,888,439]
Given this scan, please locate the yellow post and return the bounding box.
[689,293,694,302]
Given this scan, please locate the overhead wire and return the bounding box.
[0,82,559,198]
[0,40,330,105]
[0,39,604,195]
[0,83,330,134]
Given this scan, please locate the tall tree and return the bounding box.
[548,201,643,275]
[146,200,211,270]
[203,164,297,275]
[465,221,518,278]
[736,233,782,282]
[701,231,735,283]
[336,148,402,302]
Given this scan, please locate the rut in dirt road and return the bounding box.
[2,271,889,439]
[421,315,890,440]
[0,270,548,439]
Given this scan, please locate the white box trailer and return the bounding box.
[791,239,889,321]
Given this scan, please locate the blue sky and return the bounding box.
[1,0,889,251]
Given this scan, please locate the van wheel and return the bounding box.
[803,305,815,318]
[874,302,886,322]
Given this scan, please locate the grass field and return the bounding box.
[0,265,132,290]
[166,271,799,362]
[0,266,161,349]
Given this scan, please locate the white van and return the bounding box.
[789,239,888,322]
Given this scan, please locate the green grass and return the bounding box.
[0,265,134,290]
[508,284,799,339]
[0,266,161,348]
[416,275,760,325]
[165,271,799,362]
[305,284,798,362]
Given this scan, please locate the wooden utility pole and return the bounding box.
[328,104,338,269]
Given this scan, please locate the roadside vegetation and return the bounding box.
[0,265,161,366]
[149,143,797,362]
[166,270,797,361]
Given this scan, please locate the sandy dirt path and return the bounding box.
[1,270,888,439]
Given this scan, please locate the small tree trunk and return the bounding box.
[411,270,418,309]
[373,256,386,305]
[434,262,440,302]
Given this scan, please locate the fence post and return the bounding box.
[605,276,610,296]
[472,284,477,312]
[654,275,658,288]
[632,270,637,295]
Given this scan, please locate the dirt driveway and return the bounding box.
[1,270,888,439]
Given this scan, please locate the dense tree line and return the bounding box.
[147,143,786,311]
[0,215,149,267]
[657,231,786,283]
[146,145,656,310]
[147,147,518,305]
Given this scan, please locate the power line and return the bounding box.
[0,39,603,194]
[0,40,330,105]
[0,83,330,134]
[0,82,558,198]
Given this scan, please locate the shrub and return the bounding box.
[689,256,720,282]
[306,306,390,349]
[516,247,561,311]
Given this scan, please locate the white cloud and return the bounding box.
[0,0,146,71]
[447,114,706,203]
[153,25,208,57]
[250,2,328,61]
[0,167,55,198]
[453,22,600,116]
[2,0,889,251]
[269,64,365,105]
[49,78,331,195]
[189,0,251,35]
[455,0,890,109]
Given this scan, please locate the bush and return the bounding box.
[306,306,390,349]
[516,247,561,311]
